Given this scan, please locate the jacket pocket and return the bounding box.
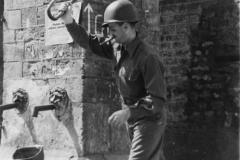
[128,68,141,81]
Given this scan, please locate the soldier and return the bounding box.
[60,0,167,159]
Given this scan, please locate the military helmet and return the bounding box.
[101,0,140,27]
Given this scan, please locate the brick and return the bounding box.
[176,0,189,3]
[178,4,187,13]
[187,2,202,13]
[37,6,46,25]
[4,62,22,78]
[161,5,178,15]
[161,35,186,42]
[22,7,37,28]
[151,31,162,45]
[135,0,143,10]
[142,0,159,12]
[160,42,173,50]
[176,24,188,34]
[3,30,15,43]
[144,12,160,31]
[175,49,191,57]
[4,10,22,29]
[188,13,200,23]
[83,59,113,79]
[138,29,155,44]
[173,42,189,49]
[3,43,24,61]
[161,25,176,35]
[170,65,185,74]
[174,14,189,23]
[22,61,41,78]
[160,16,175,25]
[163,57,179,65]
[159,0,176,6]
[160,50,175,57]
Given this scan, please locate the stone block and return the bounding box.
[178,4,187,13]
[164,129,239,160]
[95,79,119,104]
[82,103,130,155]
[144,12,160,31]
[160,42,173,50]
[187,2,202,13]
[83,59,113,78]
[160,25,176,35]
[163,57,179,65]
[175,0,189,3]
[160,15,175,25]
[53,44,72,58]
[4,62,22,78]
[24,41,39,60]
[4,0,12,10]
[41,59,56,77]
[72,43,85,58]
[142,0,159,12]
[159,0,175,6]
[82,78,97,103]
[22,61,41,78]
[174,14,189,23]
[135,0,143,10]
[22,7,37,28]
[12,0,43,9]
[176,24,188,34]
[65,77,83,103]
[4,10,22,29]
[3,29,15,43]
[37,6,46,25]
[3,43,24,61]
[188,13,200,23]
[16,27,45,42]
[55,59,83,76]
[161,5,178,15]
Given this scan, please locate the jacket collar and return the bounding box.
[125,32,141,57]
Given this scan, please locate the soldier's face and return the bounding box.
[108,22,127,44]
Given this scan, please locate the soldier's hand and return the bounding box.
[108,108,130,129]
[59,2,73,24]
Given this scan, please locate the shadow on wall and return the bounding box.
[183,0,239,130]
[165,0,239,160]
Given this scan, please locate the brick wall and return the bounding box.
[0,0,239,160]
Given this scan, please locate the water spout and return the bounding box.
[0,103,20,116]
[32,105,56,117]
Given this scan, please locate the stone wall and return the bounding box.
[0,0,239,160]
[0,0,3,104]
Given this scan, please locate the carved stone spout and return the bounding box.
[32,87,69,120]
[0,88,28,116]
